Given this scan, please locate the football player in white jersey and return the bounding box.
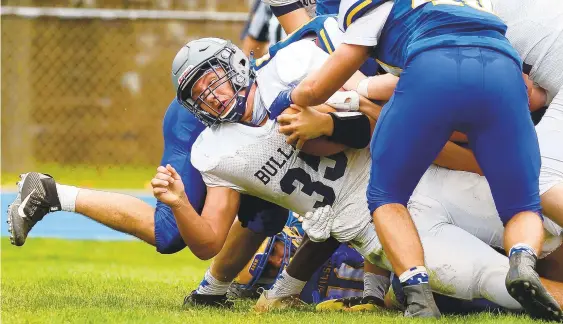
[154,37,550,317]
[490,0,563,233]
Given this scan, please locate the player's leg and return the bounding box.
[538,86,563,228]
[186,195,289,307]
[255,234,342,312]
[7,99,206,248]
[367,48,463,318]
[7,172,157,246]
[186,218,267,308]
[539,278,563,309]
[463,48,560,321]
[538,243,563,283]
[410,195,522,311]
[74,189,155,244]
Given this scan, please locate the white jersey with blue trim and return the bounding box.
[491,0,563,104]
[337,0,393,46]
[191,40,373,243]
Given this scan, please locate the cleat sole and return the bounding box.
[508,279,563,322]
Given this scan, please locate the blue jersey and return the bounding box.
[301,244,365,303]
[342,0,521,75]
[160,100,206,212]
[316,0,340,15]
[314,0,383,76]
[253,12,381,76]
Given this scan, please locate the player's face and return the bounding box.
[263,241,285,279]
[191,67,236,118]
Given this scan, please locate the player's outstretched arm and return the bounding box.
[151,165,240,260]
[292,44,370,108]
[356,74,399,102]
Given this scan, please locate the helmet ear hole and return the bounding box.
[239,59,247,67]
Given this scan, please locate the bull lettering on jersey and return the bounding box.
[277,147,294,159]
[262,162,278,176]
[254,146,296,185]
[254,170,271,185]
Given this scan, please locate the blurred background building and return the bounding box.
[1,0,250,188]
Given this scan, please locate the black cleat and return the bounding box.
[6,172,61,246]
[403,283,441,318]
[506,251,563,322]
[183,290,234,308]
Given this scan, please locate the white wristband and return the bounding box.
[325,90,360,112]
[357,77,371,98]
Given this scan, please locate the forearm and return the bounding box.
[358,95,383,123]
[343,70,368,91]
[292,71,338,108]
[434,141,483,175]
[367,74,398,101]
[171,195,223,260]
[292,44,370,108]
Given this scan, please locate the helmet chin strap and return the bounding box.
[220,50,258,126]
[232,62,258,125]
[231,75,255,123]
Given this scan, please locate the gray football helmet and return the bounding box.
[171,37,255,127]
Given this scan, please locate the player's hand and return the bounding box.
[277,104,333,149]
[151,164,186,208]
[302,205,336,242]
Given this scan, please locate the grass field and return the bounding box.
[1,238,544,323]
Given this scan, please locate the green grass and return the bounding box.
[1,164,156,190]
[1,238,540,323]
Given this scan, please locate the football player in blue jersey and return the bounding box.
[266,0,555,319]
[6,5,347,308]
[7,97,292,306]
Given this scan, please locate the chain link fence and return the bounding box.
[1,1,248,186]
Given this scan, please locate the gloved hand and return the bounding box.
[268,86,295,120]
[302,205,336,242]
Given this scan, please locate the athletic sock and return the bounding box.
[509,243,537,259]
[266,269,306,298]
[363,272,390,300]
[195,269,231,295]
[399,266,429,287]
[55,184,80,212]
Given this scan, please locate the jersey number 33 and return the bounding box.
[280,151,348,209]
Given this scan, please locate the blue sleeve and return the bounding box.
[160,99,207,212]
